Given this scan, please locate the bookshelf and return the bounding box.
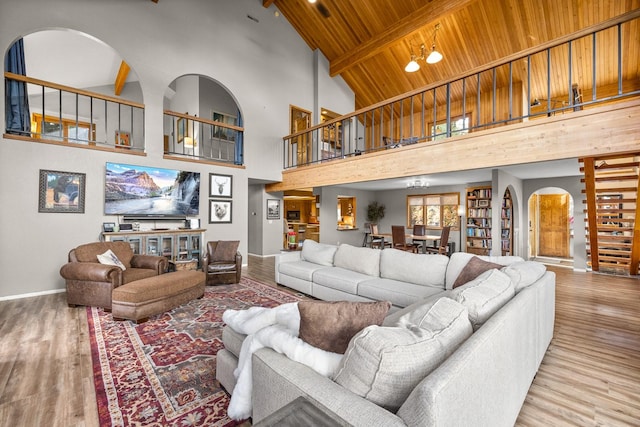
[466,186,492,255]
[501,188,513,256]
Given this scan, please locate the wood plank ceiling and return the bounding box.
[264,0,640,111]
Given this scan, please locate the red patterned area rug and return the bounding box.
[87,277,302,426]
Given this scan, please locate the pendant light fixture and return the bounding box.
[426,24,443,64]
[404,43,425,72]
[404,23,443,72]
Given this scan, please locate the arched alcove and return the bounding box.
[163,74,243,164]
[5,29,142,147]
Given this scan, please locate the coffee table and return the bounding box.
[254,396,349,427]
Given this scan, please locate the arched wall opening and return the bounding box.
[164,74,243,164]
[5,29,143,147]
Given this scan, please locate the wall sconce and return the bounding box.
[404,24,443,72]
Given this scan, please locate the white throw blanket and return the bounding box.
[222,302,343,420]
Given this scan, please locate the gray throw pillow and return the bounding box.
[451,268,515,329]
[333,298,472,412]
[301,239,338,266]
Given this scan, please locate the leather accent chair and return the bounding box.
[203,241,242,285]
[60,241,168,310]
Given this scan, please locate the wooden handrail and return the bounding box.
[163,110,244,131]
[4,72,144,109]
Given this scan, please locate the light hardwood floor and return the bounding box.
[0,257,638,426]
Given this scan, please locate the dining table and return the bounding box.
[369,232,440,254]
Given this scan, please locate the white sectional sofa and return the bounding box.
[217,241,556,426]
[276,241,454,310]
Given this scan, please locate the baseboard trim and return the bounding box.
[247,253,276,258]
[0,288,65,301]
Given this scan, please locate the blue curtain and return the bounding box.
[5,38,31,135]
[234,109,243,165]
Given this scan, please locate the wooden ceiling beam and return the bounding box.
[329,0,473,77]
[262,0,275,8]
[114,60,130,96]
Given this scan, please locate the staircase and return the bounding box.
[581,153,640,275]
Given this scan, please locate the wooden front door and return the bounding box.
[538,194,570,258]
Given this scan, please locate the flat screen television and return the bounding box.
[105,162,200,217]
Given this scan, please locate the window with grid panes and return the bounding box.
[407,193,460,229]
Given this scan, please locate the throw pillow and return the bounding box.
[501,261,547,293]
[301,239,338,266]
[298,300,391,354]
[212,240,239,262]
[451,256,503,288]
[333,244,381,277]
[451,268,515,329]
[333,298,472,412]
[96,249,126,271]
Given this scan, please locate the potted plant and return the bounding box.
[367,201,386,224]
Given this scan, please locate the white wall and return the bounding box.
[0,0,353,298]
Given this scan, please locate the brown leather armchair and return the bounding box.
[203,240,242,285]
[60,241,168,310]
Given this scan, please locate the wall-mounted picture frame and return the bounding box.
[267,199,280,220]
[211,110,237,141]
[115,130,131,148]
[38,169,86,213]
[177,117,187,144]
[209,199,232,223]
[210,173,232,198]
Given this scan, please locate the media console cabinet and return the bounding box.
[102,229,205,269]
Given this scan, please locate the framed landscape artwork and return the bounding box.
[211,111,237,141]
[38,169,86,213]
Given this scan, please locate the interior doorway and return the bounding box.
[289,105,311,166]
[529,188,574,266]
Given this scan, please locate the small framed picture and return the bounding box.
[177,118,187,144]
[102,222,116,232]
[209,199,232,223]
[210,173,232,198]
[477,200,490,207]
[267,199,280,220]
[115,130,131,148]
[38,169,86,213]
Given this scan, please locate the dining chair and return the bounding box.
[370,224,391,249]
[391,225,416,252]
[425,226,451,255]
[411,224,426,252]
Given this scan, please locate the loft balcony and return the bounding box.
[268,10,640,192]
